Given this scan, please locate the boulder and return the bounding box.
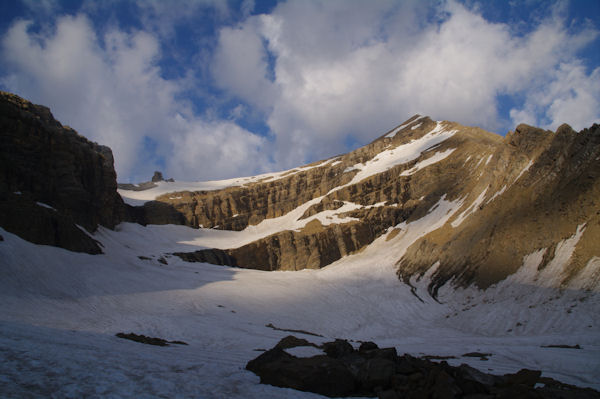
[246,336,600,398]
[151,171,164,182]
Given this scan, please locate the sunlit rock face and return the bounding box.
[138,112,599,290]
[3,90,598,292]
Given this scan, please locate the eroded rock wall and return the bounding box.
[0,91,127,253]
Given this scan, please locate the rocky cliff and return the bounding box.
[124,115,599,292]
[4,90,597,294]
[0,91,127,253]
[397,122,600,293]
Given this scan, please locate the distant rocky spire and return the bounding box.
[151,171,164,182]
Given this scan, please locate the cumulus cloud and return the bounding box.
[169,116,268,180]
[1,1,598,182]
[1,14,269,181]
[212,18,276,110]
[510,62,600,131]
[213,0,599,169]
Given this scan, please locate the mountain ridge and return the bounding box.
[119,114,598,293]
[1,91,599,396]
[1,90,598,294]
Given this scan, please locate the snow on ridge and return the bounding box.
[384,115,426,138]
[486,185,507,204]
[400,148,456,176]
[36,202,56,211]
[120,122,458,207]
[514,160,534,182]
[498,224,587,290]
[450,188,488,228]
[118,157,339,206]
[348,122,457,186]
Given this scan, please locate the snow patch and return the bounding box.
[400,148,456,176]
[36,202,56,211]
[486,185,507,204]
[502,224,586,289]
[515,160,534,182]
[284,346,325,358]
[569,257,600,291]
[451,188,488,228]
[384,115,426,138]
[348,122,457,185]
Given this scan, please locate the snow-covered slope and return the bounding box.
[2,94,599,397]
[1,212,598,397]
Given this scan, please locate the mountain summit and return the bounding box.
[2,91,599,396]
[120,113,600,295]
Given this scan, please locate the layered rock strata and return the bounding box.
[0,91,127,253]
[166,116,599,291]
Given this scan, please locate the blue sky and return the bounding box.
[1,0,599,182]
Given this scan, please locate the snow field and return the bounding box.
[1,193,599,398]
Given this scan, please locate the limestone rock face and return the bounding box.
[162,114,599,292]
[397,122,600,292]
[0,91,127,253]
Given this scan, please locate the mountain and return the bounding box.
[1,91,599,397]
[0,91,128,253]
[119,114,600,296]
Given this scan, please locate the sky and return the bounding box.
[0,0,599,183]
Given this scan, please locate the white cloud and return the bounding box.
[510,62,600,131]
[132,0,231,38]
[212,18,276,110]
[1,14,268,182]
[21,0,59,16]
[168,116,269,180]
[213,0,599,169]
[2,1,598,183]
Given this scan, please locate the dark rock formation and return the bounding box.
[128,201,186,226]
[247,336,600,398]
[172,248,237,266]
[0,191,102,253]
[0,91,128,253]
[167,117,599,286]
[152,171,164,182]
[115,332,188,346]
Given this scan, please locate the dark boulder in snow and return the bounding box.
[246,336,600,398]
[151,171,164,182]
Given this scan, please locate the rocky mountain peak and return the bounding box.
[117,114,598,294]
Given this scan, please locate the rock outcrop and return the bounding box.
[397,123,600,292]
[246,336,600,398]
[160,116,599,292]
[0,91,127,253]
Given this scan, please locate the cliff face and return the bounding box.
[132,115,599,292]
[0,91,127,253]
[397,122,600,293]
[4,89,597,293]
